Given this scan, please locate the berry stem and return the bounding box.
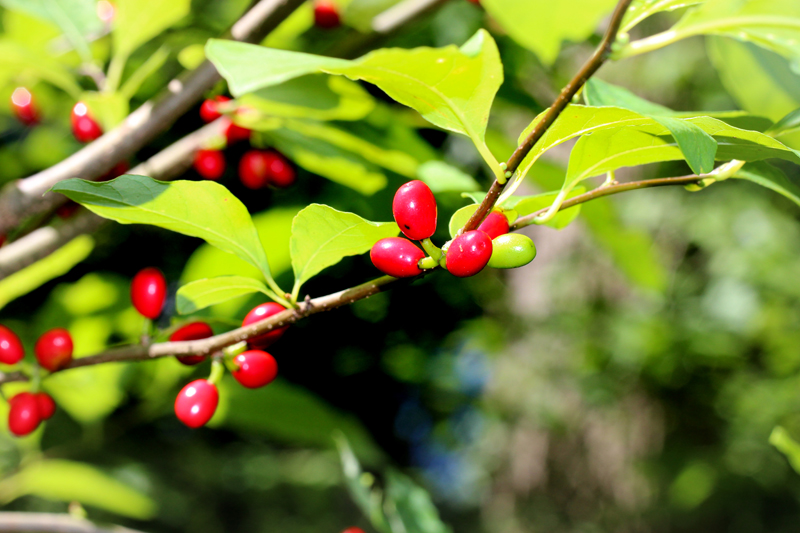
[418,256,439,270]
[419,238,442,262]
[208,358,225,386]
[223,341,248,360]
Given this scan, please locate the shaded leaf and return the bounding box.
[770,426,800,474]
[733,161,800,207]
[385,469,452,533]
[177,276,272,315]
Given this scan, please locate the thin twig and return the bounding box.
[460,0,634,234]
[0,0,306,236]
[0,512,147,533]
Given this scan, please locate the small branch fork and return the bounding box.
[461,0,635,234]
[0,0,716,386]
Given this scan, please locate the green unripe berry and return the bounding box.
[488,233,536,269]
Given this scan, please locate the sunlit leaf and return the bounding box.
[207,30,503,166]
[80,90,129,130]
[620,0,704,32]
[771,426,800,474]
[417,161,480,193]
[0,460,157,519]
[480,0,617,65]
[177,276,273,314]
[290,204,398,296]
[0,41,81,97]
[113,0,190,58]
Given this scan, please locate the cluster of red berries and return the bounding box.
[371,181,518,279]
[129,268,286,428]
[1,324,72,436]
[192,96,296,190]
[9,88,105,144]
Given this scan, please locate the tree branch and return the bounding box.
[461,0,634,234]
[0,121,224,279]
[0,0,306,236]
[0,512,147,533]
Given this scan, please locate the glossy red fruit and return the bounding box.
[242,303,289,349]
[10,87,39,126]
[8,392,40,436]
[170,322,214,366]
[0,325,24,365]
[199,95,231,123]
[370,237,425,278]
[314,0,341,28]
[35,392,56,420]
[224,120,251,144]
[131,267,167,319]
[393,180,437,240]
[342,529,366,533]
[99,160,129,182]
[34,328,73,371]
[445,230,492,278]
[193,149,226,180]
[477,211,510,240]
[232,350,278,389]
[174,379,218,428]
[71,102,103,143]
[238,150,271,189]
[265,151,295,188]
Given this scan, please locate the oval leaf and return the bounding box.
[177,276,272,314]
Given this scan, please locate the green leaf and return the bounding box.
[45,355,126,424]
[417,161,481,193]
[0,40,81,97]
[770,426,800,474]
[708,38,800,149]
[585,80,718,174]
[480,0,617,65]
[0,0,102,59]
[0,235,94,311]
[336,436,392,533]
[385,470,452,533]
[240,75,375,122]
[206,30,503,167]
[618,0,800,60]
[113,0,190,58]
[51,176,275,285]
[290,204,398,297]
[176,276,273,315]
[0,460,157,519]
[620,0,704,32]
[506,188,586,229]
[343,0,403,31]
[733,161,800,207]
[564,116,800,193]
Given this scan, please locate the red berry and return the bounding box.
[342,529,366,533]
[34,328,73,372]
[446,230,492,277]
[71,102,103,143]
[56,201,80,219]
[8,392,41,436]
[0,325,24,365]
[314,0,341,28]
[10,87,39,126]
[170,322,213,366]
[238,150,271,189]
[174,379,218,428]
[224,120,251,144]
[35,392,56,420]
[393,180,437,240]
[242,303,289,349]
[193,149,226,180]
[265,151,295,188]
[131,267,167,319]
[477,211,509,240]
[370,237,425,278]
[99,160,129,182]
[232,350,278,389]
[199,95,231,123]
